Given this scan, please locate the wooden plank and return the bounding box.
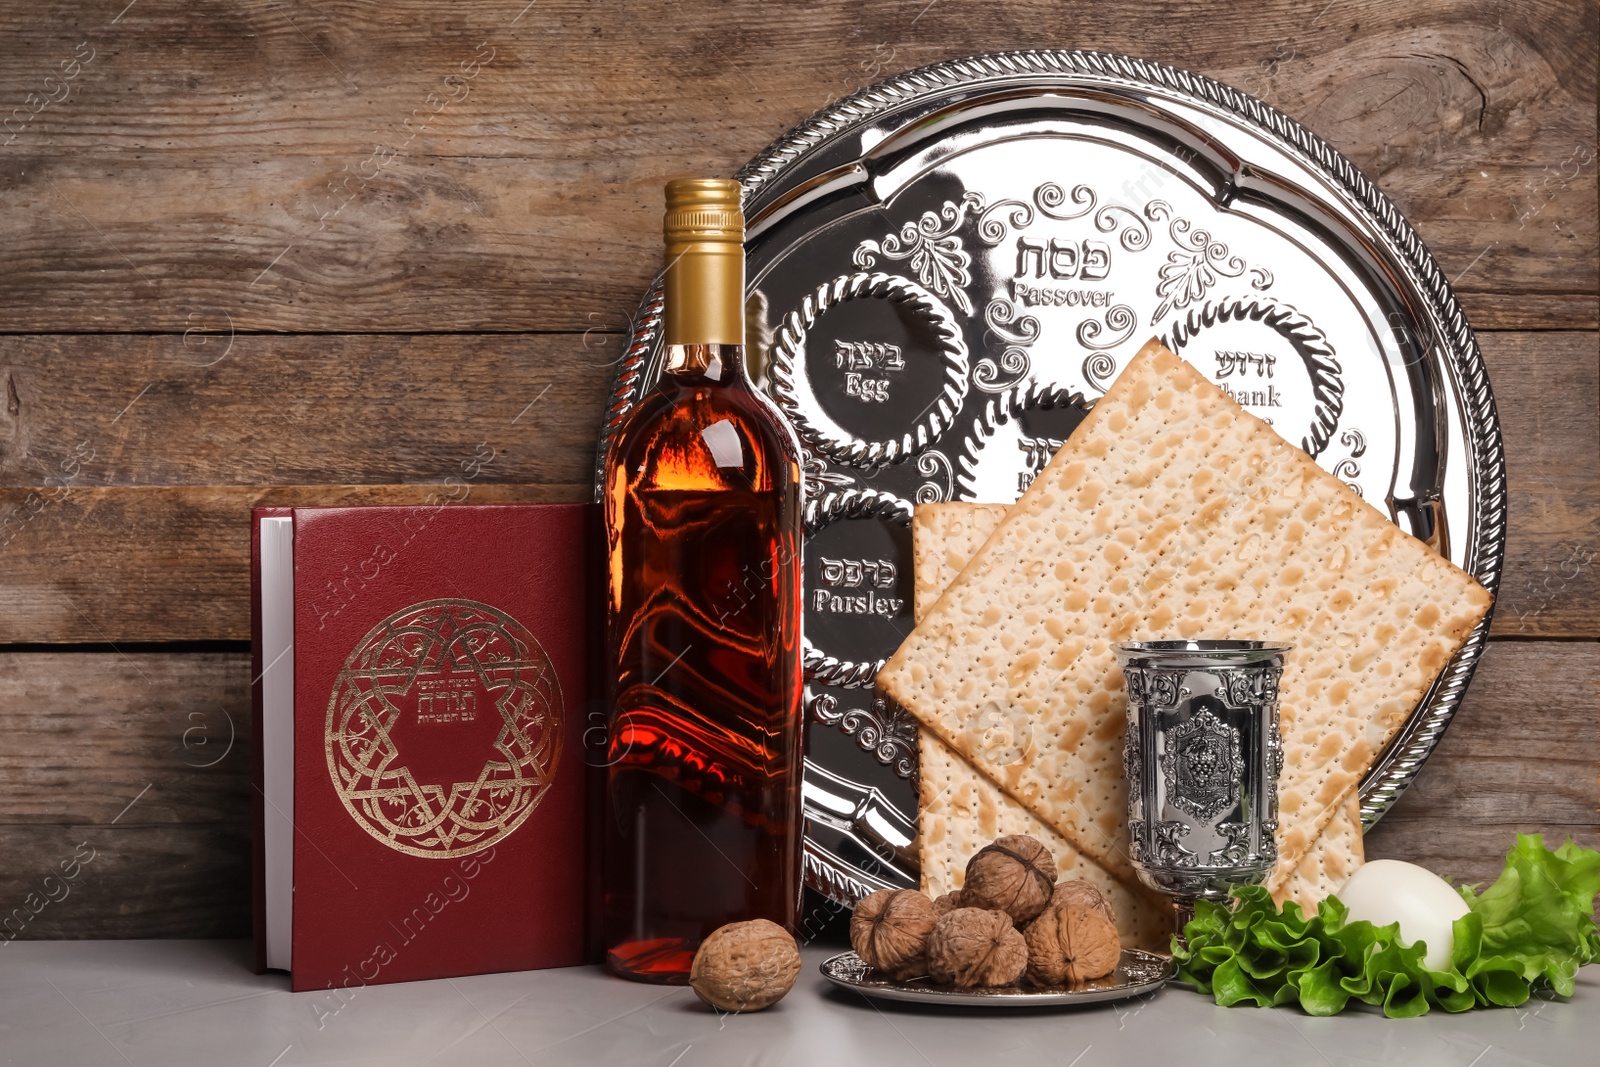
[1484,332,1600,637]
[0,652,252,939]
[1364,641,1600,888]
[1468,294,1598,332]
[0,332,616,487]
[0,330,1589,642]
[0,484,590,644]
[0,1,1591,333]
[0,653,248,826]
[0,641,1591,938]
[0,825,249,940]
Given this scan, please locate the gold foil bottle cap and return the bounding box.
[664,178,744,245]
[662,178,745,347]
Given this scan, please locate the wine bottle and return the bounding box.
[600,178,804,983]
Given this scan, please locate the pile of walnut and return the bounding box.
[851,834,1121,989]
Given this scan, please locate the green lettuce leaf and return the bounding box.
[1466,834,1600,996]
[1172,834,1599,1018]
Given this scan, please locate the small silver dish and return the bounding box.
[819,949,1173,1008]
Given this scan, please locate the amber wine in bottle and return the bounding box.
[601,178,804,983]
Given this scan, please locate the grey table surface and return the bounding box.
[0,941,1594,1067]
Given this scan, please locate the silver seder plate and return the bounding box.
[819,949,1174,1008]
[597,51,1506,907]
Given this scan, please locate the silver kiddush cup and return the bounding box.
[1114,640,1290,932]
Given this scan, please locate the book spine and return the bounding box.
[249,509,268,974]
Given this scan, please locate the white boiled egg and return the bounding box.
[1336,859,1470,971]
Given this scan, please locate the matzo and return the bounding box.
[915,501,1365,932]
[1274,789,1365,913]
[919,737,1172,949]
[878,339,1490,896]
[913,500,1170,949]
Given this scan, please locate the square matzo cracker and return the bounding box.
[878,340,1489,893]
[914,501,1364,919]
[912,501,1170,949]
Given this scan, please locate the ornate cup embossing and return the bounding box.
[1115,640,1289,929]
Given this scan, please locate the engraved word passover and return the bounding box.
[1011,237,1113,308]
[1015,237,1113,280]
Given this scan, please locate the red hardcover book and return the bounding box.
[250,503,596,992]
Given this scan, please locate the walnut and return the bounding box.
[689,919,801,1012]
[962,834,1057,924]
[1050,879,1117,928]
[933,889,966,915]
[851,889,938,978]
[1023,894,1121,986]
[926,907,1028,988]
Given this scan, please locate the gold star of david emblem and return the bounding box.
[324,598,563,858]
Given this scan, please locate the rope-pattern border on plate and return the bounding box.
[770,272,970,467]
[801,487,915,688]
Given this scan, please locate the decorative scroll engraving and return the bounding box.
[984,297,1041,344]
[914,449,954,504]
[975,298,1037,394]
[1160,708,1244,823]
[1209,822,1250,866]
[1128,817,1146,863]
[1260,818,1280,864]
[1035,181,1097,221]
[1095,202,1151,251]
[325,599,562,858]
[1144,200,1268,323]
[1077,353,1114,394]
[1217,666,1277,709]
[810,691,918,779]
[1333,427,1368,495]
[976,182,1097,246]
[1077,304,1137,351]
[1155,820,1197,867]
[1125,668,1185,709]
[800,448,859,498]
[974,347,1031,393]
[853,192,982,314]
[977,197,1035,245]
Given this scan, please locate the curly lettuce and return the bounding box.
[1172,834,1600,1018]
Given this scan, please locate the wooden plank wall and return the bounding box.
[1,0,1595,938]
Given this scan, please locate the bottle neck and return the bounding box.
[663,343,746,384]
[663,241,743,348]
